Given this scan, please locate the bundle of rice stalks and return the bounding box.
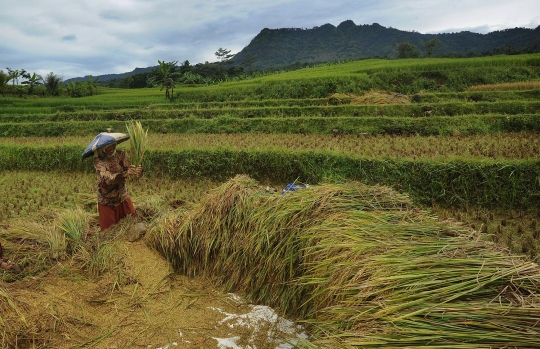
[329,91,410,106]
[57,207,88,249]
[4,220,68,263]
[149,174,411,314]
[354,90,411,105]
[125,120,148,167]
[149,174,540,348]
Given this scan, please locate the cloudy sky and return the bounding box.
[1,0,539,80]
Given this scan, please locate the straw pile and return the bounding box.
[149,174,540,348]
[328,90,411,105]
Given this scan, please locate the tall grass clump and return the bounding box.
[57,207,89,252]
[149,174,540,348]
[125,120,148,167]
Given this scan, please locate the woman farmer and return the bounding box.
[83,132,142,231]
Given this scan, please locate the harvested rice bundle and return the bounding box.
[125,120,148,167]
[149,175,540,348]
[355,90,411,105]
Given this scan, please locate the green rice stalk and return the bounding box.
[125,120,148,167]
[45,225,68,260]
[57,208,88,248]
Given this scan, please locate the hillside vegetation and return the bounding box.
[2,54,540,348]
[228,21,540,69]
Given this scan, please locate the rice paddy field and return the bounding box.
[2,53,540,348]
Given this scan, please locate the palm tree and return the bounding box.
[66,81,79,97]
[147,60,180,100]
[6,68,26,85]
[21,72,43,95]
[86,75,100,95]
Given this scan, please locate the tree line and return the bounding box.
[0,68,100,98]
[103,51,246,89]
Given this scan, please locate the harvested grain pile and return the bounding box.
[328,90,411,105]
[149,174,540,348]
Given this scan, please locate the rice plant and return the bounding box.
[56,207,89,252]
[126,120,148,167]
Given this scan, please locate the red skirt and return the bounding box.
[98,197,137,231]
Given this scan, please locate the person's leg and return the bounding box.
[98,204,117,231]
[118,197,137,220]
[99,199,137,231]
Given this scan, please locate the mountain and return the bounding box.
[66,66,156,83]
[231,20,540,70]
[67,21,540,82]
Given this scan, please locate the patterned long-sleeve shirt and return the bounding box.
[93,150,132,207]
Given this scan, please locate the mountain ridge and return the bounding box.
[232,20,540,69]
[67,20,540,82]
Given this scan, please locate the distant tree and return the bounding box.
[493,45,520,55]
[147,60,180,99]
[192,62,226,82]
[424,37,441,57]
[86,75,100,95]
[21,72,43,95]
[242,54,258,71]
[65,81,78,97]
[227,66,244,77]
[119,75,133,88]
[179,71,204,85]
[215,47,235,62]
[395,42,420,58]
[43,72,63,96]
[6,68,26,85]
[0,70,11,96]
[129,72,152,88]
[179,60,192,75]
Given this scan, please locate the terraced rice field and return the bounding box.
[1,53,540,348]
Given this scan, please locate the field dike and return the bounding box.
[149,174,540,348]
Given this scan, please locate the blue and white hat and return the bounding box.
[82,132,130,159]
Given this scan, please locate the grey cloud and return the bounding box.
[61,35,77,41]
[99,13,124,21]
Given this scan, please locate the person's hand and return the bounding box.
[126,165,138,177]
[125,165,143,178]
[0,259,14,270]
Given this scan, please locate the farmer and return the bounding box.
[94,141,142,231]
[0,243,14,270]
[82,132,142,231]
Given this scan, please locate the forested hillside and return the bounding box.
[67,21,540,84]
[232,20,540,69]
